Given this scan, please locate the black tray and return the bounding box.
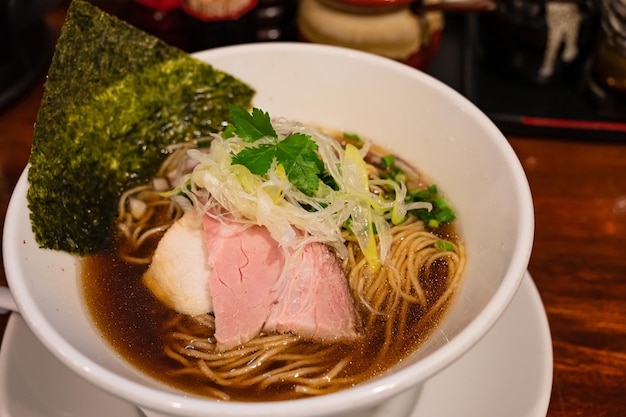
[426,13,626,141]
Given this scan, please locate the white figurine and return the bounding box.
[538,0,583,79]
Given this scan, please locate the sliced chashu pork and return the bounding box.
[201,215,284,350]
[265,242,359,341]
[144,212,360,351]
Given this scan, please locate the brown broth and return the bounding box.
[81,138,460,401]
[82,228,456,401]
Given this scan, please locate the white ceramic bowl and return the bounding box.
[2,43,534,417]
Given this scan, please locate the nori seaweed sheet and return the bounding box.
[26,0,255,255]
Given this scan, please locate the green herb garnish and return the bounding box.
[381,155,395,169]
[434,240,455,252]
[408,184,456,228]
[378,157,456,228]
[343,132,363,145]
[229,106,323,195]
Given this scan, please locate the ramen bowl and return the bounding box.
[2,42,534,417]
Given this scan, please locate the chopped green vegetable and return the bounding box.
[26,0,254,254]
[342,132,363,145]
[381,155,395,169]
[378,156,456,228]
[230,107,323,196]
[408,184,456,228]
[434,240,455,252]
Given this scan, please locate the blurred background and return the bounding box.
[1,0,625,139]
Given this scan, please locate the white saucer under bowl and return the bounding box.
[0,272,552,417]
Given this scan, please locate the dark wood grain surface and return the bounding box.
[1,3,626,417]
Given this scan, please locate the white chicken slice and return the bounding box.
[143,211,213,315]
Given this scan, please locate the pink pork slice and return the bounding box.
[202,215,284,350]
[202,215,359,350]
[265,242,359,341]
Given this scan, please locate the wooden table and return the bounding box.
[1,3,626,417]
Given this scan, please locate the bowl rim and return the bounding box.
[3,42,534,417]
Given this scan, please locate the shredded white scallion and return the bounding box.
[172,119,430,270]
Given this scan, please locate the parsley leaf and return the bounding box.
[229,105,276,142]
[276,133,320,195]
[231,144,277,176]
[229,107,324,196]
